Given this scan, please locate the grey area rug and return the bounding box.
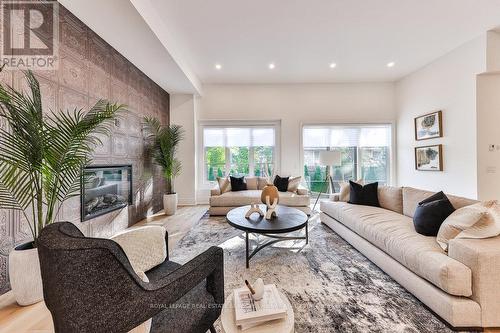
[170,213,459,333]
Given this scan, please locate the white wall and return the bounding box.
[395,36,486,198]
[476,73,500,200]
[170,94,198,205]
[196,83,396,202]
[486,30,500,71]
[476,29,500,200]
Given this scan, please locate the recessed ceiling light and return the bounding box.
[387,62,395,68]
[215,63,222,70]
[268,63,275,70]
[329,62,337,69]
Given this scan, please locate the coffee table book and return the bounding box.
[233,284,287,328]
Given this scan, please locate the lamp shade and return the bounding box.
[319,151,341,166]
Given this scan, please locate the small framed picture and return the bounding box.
[415,145,443,171]
[414,111,442,141]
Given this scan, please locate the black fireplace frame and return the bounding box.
[80,164,133,222]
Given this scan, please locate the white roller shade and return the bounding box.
[226,128,251,147]
[203,128,224,147]
[330,128,360,147]
[303,128,330,147]
[252,128,275,146]
[359,127,391,147]
[303,125,391,148]
[203,127,276,147]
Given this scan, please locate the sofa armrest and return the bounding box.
[296,185,309,195]
[330,193,340,201]
[210,184,221,196]
[448,236,500,326]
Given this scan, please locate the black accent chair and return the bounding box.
[37,222,224,333]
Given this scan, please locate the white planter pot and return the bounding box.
[9,242,43,306]
[163,193,178,215]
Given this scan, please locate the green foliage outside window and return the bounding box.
[206,147,225,180]
[230,147,249,176]
[205,145,274,180]
[304,146,389,194]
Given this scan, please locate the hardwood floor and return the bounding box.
[0,205,208,333]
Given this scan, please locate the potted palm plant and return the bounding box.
[143,117,184,215]
[0,70,124,305]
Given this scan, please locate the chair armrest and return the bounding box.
[210,184,221,196]
[448,237,500,326]
[145,246,224,306]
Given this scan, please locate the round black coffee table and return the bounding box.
[226,205,309,268]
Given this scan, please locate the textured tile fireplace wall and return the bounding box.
[0,5,169,294]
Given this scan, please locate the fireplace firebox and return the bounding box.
[81,165,132,222]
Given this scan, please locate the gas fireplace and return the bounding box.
[81,165,132,221]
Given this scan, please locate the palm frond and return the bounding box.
[0,69,125,241]
[143,117,184,193]
[43,101,124,224]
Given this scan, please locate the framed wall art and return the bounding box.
[414,111,442,141]
[415,145,443,171]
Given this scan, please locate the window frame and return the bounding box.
[198,120,281,188]
[300,122,396,191]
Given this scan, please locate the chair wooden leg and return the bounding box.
[209,325,217,333]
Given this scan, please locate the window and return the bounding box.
[203,125,278,181]
[303,125,392,193]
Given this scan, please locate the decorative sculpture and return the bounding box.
[265,195,278,219]
[261,183,279,220]
[245,203,264,218]
[251,278,265,301]
[260,183,279,205]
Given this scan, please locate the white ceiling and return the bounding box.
[147,0,500,84]
[59,0,202,94]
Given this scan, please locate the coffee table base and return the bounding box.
[245,224,308,268]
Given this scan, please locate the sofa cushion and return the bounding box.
[245,177,258,190]
[217,177,231,193]
[230,176,247,191]
[274,175,289,192]
[278,191,310,207]
[377,186,403,214]
[111,226,167,280]
[209,190,309,207]
[438,201,500,251]
[320,201,472,296]
[287,176,301,193]
[339,182,350,202]
[348,181,380,207]
[257,177,269,190]
[338,179,364,202]
[339,182,401,214]
[402,187,477,218]
[413,192,455,236]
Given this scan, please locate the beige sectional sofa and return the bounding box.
[209,176,311,215]
[320,186,500,329]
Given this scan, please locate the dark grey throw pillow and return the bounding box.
[273,175,289,192]
[413,191,455,236]
[348,181,380,207]
[230,176,247,191]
